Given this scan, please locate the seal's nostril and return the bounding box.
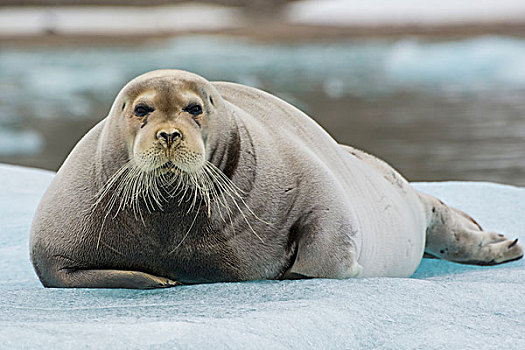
[158,131,169,142]
[157,129,182,144]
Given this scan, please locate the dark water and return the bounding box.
[1,36,524,185]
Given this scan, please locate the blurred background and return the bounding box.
[1,0,525,185]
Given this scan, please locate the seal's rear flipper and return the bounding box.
[419,192,524,265]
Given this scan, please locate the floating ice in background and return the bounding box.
[2,34,525,179]
[2,36,525,184]
[0,164,524,348]
[2,36,525,123]
[287,0,525,26]
[0,4,242,37]
[385,37,525,90]
[3,1,525,36]
[0,129,44,156]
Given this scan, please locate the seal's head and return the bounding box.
[96,70,236,217]
[116,70,220,174]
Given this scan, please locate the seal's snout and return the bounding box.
[157,128,182,148]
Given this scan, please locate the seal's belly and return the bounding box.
[338,159,426,277]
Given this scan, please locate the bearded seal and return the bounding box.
[30,69,523,288]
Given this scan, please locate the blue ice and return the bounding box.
[0,164,523,349]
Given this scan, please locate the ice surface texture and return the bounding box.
[0,164,523,349]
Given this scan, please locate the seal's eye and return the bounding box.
[134,104,154,117]
[183,103,202,116]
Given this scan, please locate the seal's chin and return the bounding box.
[158,161,182,175]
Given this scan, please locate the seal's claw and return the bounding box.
[148,275,181,288]
[496,238,523,264]
[159,278,180,288]
[166,279,181,287]
[509,238,519,249]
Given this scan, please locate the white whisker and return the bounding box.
[90,153,270,252]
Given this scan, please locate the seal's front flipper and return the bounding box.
[50,268,180,289]
[283,213,362,279]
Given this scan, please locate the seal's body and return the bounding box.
[30,70,523,288]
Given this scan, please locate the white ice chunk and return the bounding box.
[287,0,525,26]
[0,129,45,156]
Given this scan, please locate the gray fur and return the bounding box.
[30,70,523,288]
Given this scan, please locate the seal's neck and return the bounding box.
[204,102,257,203]
[94,117,130,186]
[206,121,241,179]
[205,102,249,180]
